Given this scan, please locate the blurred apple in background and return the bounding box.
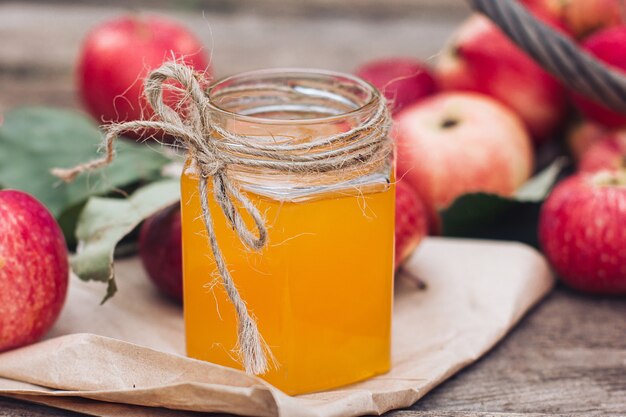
[393,92,534,229]
[562,0,624,39]
[77,15,211,136]
[579,131,626,173]
[435,15,567,143]
[521,0,623,38]
[355,58,437,115]
[0,190,69,352]
[139,204,183,303]
[567,121,609,162]
[571,26,626,128]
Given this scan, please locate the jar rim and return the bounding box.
[206,67,381,125]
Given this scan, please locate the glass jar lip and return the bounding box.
[205,67,381,125]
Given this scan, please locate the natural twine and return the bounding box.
[52,62,392,375]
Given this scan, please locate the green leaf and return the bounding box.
[71,179,181,302]
[440,158,567,247]
[0,107,172,218]
[57,201,87,248]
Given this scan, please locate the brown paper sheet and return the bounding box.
[0,238,553,417]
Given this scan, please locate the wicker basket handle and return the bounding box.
[467,0,626,113]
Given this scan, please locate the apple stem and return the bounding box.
[440,118,459,129]
[591,169,626,187]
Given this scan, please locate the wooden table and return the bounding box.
[1,2,625,416]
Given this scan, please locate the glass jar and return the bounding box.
[180,68,395,395]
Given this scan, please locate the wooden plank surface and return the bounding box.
[0,2,625,416]
[0,2,466,112]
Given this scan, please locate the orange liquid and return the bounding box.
[181,167,395,394]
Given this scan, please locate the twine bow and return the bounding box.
[53,62,392,375]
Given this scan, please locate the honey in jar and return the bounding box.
[180,69,395,395]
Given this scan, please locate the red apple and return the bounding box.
[355,58,437,115]
[539,171,626,294]
[579,131,626,173]
[394,180,428,268]
[139,204,182,302]
[435,15,567,142]
[0,190,69,351]
[77,15,211,134]
[394,92,533,227]
[571,26,626,128]
[567,121,609,162]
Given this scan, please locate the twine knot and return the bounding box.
[52,61,392,375]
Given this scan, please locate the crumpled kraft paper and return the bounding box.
[0,238,553,417]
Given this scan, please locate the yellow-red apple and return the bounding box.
[393,92,534,226]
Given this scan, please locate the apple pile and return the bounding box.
[77,5,626,297]
[356,0,626,295]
